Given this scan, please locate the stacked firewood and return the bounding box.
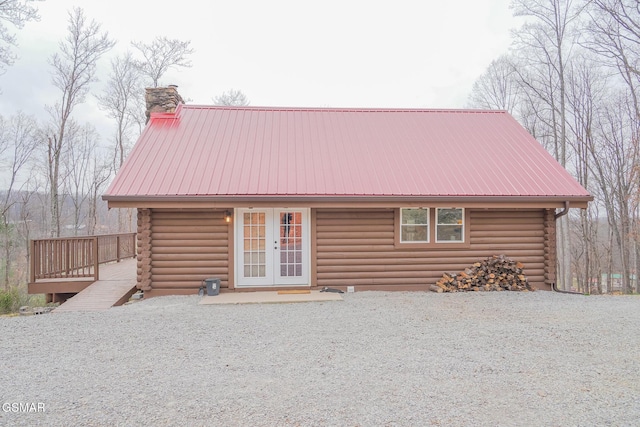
[432,255,535,292]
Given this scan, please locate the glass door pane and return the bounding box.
[275,209,307,285]
[242,211,267,279]
[278,211,303,277]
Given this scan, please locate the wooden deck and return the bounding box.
[29,233,136,304]
[53,259,138,313]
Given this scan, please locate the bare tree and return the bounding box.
[0,0,41,73]
[510,0,585,167]
[467,55,520,113]
[63,123,112,235]
[0,112,38,289]
[213,89,250,106]
[583,0,640,292]
[15,178,38,285]
[86,148,111,235]
[509,0,588,290]
[131,36,194,88]
[63,122,95,235]
[589,93,639,293]
[97,52,144,168]
[565,56,608,292]
[97,52,143,232]
[46,7,114,237]
[584,0,640,117]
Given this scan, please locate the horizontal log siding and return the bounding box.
[150,210,229,292]
[315,209,547,290]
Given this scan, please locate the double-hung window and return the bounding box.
[436,208,464,243]
[398,207,466,245]
[400,208,429,243]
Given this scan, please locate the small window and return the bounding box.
[400,208,429,243]
[436,208,464,243]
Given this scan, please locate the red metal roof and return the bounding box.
[104,104,591,202]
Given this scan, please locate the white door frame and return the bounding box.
[235,208,310,287]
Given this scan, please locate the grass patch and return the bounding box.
[0,287,45,315]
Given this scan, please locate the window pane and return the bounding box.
[437,224,463,242]
[438,208,462,225]
[402,208,428,224]
[401,225,428,242]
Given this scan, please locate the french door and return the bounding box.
[236,208,310,287]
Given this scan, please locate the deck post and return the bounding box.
[65,239,70,277]
[93,237,100,281]
[117,234,121,262]
[29,239,36,283]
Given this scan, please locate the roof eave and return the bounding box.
[103,194,593,209]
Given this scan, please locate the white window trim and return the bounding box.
[400,208,430,243]
[435,208,465,243]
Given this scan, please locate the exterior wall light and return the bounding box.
[225,210,232,223]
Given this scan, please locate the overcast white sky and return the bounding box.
[0,0,519,133]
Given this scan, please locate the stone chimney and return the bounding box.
[145,85,184,123]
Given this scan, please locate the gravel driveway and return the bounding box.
[1,291,639,426]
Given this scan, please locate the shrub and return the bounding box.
[0,287,45,314]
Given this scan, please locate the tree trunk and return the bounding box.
[1,218,10,290]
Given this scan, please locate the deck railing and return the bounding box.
[30,233,136,282]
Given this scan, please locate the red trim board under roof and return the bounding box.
[103,104,591,203]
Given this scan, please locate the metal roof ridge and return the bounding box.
[179,104,508,114]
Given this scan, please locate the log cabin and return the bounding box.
[102,86,592,297]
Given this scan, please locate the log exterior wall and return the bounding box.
[315,208,550,291]
[137,209,152,291]
[543,209,556,288]
[142,209,230,296]
[138,206,554,296]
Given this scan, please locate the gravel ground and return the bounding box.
[1,291,639,426]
